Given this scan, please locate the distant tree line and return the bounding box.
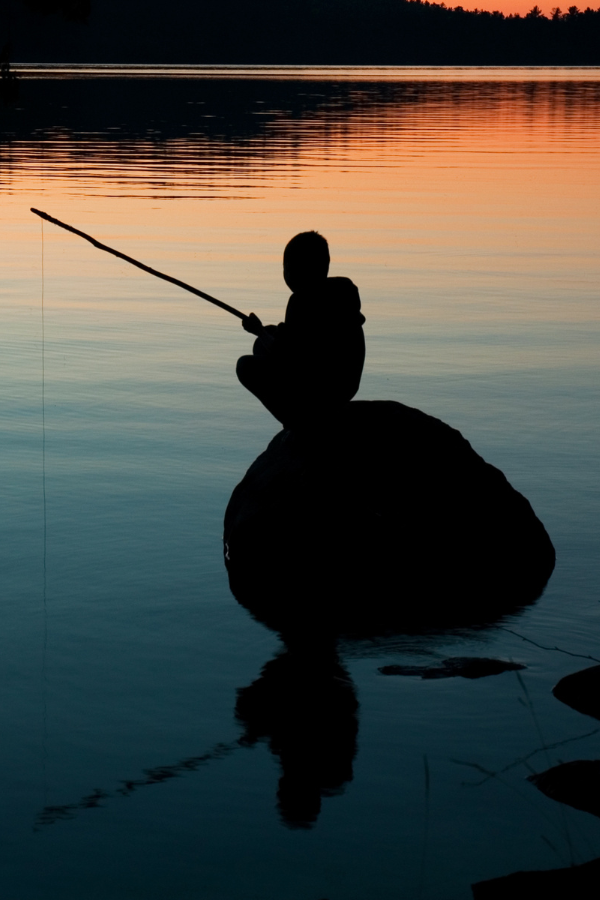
[5,0,600,63]
[189,0,600,64]
[369,1,600,63]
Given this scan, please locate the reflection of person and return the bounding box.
[235,648,359,829]
[236,231,366,429]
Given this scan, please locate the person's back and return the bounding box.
[236,232,365,429]
[281,274,365,413]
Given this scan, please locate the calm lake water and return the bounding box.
[1,67,600,899]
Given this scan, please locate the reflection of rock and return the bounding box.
[553,665,600,721]
[235,648,358,829]
[379,657,525,679]
[471,856,600,898]
[224,400,555,633]
[528,760,600,818]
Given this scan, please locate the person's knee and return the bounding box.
[236,355,255,387]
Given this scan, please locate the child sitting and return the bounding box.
[237,231,366,430]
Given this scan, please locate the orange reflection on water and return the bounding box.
[1,74,599,347]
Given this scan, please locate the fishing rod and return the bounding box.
[30,208,248,322]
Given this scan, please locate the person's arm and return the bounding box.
[242,313,277,350]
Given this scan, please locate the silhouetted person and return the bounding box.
[236,232,365,429]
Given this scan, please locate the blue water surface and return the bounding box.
[1,69,600,899]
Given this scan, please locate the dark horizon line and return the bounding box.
[11,62,600,67]
[10,63,600,73]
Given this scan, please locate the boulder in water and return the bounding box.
[553,665,600,721]
[528,760,600,818]
[224,400,555,633]
[471,856,600,898]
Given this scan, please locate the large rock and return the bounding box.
[553,665,600,720]
[471,856,600,898]
[528,760,600,818]
[224,400,555,633]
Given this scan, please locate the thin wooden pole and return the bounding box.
[30,208,247,321]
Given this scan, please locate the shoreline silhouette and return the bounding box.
[7,1,600,67]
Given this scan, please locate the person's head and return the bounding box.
[283,231,330,293]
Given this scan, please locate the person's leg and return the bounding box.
[236,355,289,426]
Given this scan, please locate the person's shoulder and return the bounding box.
[324,277,364,320]
[326,276,358,293]
[325,277,359,301]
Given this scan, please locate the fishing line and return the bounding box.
[417,753,430,900]
[41,217,48,808]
